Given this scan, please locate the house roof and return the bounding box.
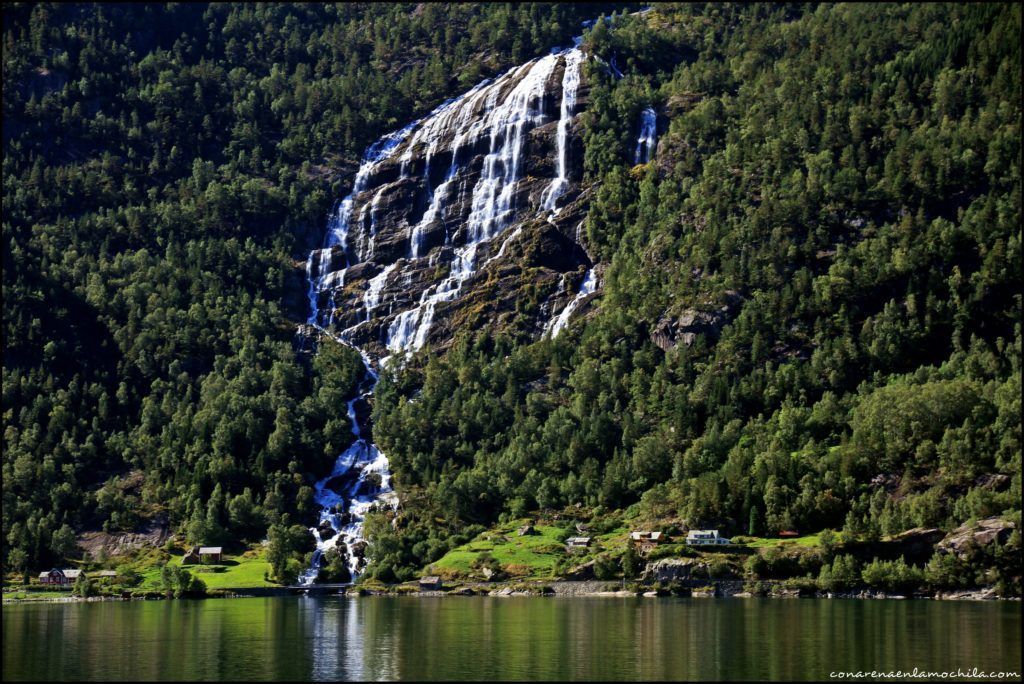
[92,570,118,577]
[420,576,441,583]
[63,569,82,578]
[198,547,222,554]
[566,536,591,544]
[687,529,720,536]
[630,531,663,540]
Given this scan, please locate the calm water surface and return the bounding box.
[3,596,1021,681]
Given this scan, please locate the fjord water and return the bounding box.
[4,598,1020,681]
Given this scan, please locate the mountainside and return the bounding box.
[0,2,622,580]
[363,3,1021,588]
[304,44,594,362]
[2,3,1021,594]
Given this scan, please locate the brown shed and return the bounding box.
[198,546,223,563]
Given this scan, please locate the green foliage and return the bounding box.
[593,554,619,580]
[266,523,313,583]
[818,554,862,592]
[115,564,141,588]
[72,572,93,597]
[159,564,206,598]
[861,558,925,594]
[621,544,641,579]
[1,2,617,572]
[369,2,1021,585]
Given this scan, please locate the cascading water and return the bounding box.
[634,106,657,164]
[541,42,584,213]
[545,268,598,338]
[298,37,599,584]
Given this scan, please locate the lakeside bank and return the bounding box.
[5,578,1017,605]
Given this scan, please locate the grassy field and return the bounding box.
[429,520,573,580]
[1,589,72,601]
[743,533,822,549]
[139,547,276,590]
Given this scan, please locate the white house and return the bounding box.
[685,529,732,546]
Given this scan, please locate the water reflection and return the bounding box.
[3,597,1021,681]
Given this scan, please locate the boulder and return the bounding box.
[937,517,1015,556]
[651,291,743,351]
[889,527,945,556]
[317,523,337,542]
[564,560,596,581]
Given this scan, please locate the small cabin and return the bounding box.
[198,547,223,563]
[182,546,200,565]
[685,530,732,546]
[565,536,591,552]
[778,529,800,538]
[91,570,118,579]
[38,568,81,585]
[419,576,443,590]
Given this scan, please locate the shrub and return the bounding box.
[861,558,924,593]
[594,554,619,580]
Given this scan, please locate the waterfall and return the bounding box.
[545,268,598,338]
[385,52,563,357]
[295,342,396,586]
[634,106,657,164]
[297,124,417,586]
[298,38,601,583]
[541,45,584,213]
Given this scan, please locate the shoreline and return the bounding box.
[4,580,1018,605]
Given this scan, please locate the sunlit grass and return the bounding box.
[139,548,275,590]
[430,519,570,579]
[744,533,821,549]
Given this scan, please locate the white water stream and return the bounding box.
[634,106,657,164]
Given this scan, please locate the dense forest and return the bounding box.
[2,3,1020,592]
[1,2,620,575]
[365,3,1021,585]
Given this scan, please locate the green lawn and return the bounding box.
[430,520,573,580]
[140,548,276,590]
[2,589,71,601]
[743,533,822,548]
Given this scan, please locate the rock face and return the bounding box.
[641,557,706,582]
[889,527,946,559]
[304,45,597,362]
[78,514,170,561]
[937,517,1015,557]
[651,291,743,351]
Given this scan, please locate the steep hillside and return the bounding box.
[363,3,1021,589]
[1,3,1019,594]
[0,2,625,578]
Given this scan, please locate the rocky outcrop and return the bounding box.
[641,557,707,582]
[889,527,946,556]
[564,559,596,580]
[937,517,1015,557]
[651,290,743,351]
[78,514,170,560]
